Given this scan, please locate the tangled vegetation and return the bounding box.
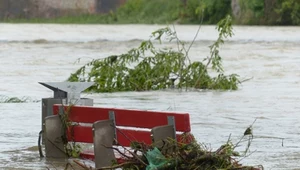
[68,121,262,170]
[95,120,263,170]
[100,136,263,170]
[59,105,83,158]
[68,15,240,92]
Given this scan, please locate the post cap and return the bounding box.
[39,82,94,99]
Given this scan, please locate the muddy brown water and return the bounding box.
[0,24,300,169]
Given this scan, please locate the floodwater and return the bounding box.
[0,24,300,169]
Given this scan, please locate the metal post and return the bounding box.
[109,111,117,142]
[167,116,176,139]
[40,82,94,158]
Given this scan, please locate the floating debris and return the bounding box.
[0,95,39,103]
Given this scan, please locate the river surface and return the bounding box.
[0,24,300,169]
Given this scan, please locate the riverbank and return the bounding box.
[1,0,299,25]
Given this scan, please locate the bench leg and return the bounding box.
[44,115,67,158]
[151,125,176,153]
[93,119,116,169]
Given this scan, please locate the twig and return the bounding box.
[102,126,147,166]
[226,133,232,143]
[172,12,203,91]
[65,162,76,170]
[112,125,133,144]
[250,118,258,127]
[124,146,147,166]
[172,24,184,54]
[98,162,136,170]
[49,162,58,170]
[101,144,147,167]
[186,9,204,54]
[238,149,257,162]
[73,160,91,170]
[102,144,132,159]
[45,137,68,156]
[240,76,253,83]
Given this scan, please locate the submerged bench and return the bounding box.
[44,105,192,169]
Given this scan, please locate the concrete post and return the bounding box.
[40,82,94,158]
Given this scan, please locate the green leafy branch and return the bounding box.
[68,15,240,92]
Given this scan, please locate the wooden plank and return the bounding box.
[67,126,93,143]
[67,125,194,146]
[80,150,129,164]
[53,105,191,132]
[80,150,94,160]
[79,132,195,161]
[116,129,152,146]
[66,125,152,146]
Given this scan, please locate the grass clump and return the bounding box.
[0,95,38,103]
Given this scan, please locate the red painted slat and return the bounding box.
[67,126,93,143]
[66,125,152,146]
[116,129,152,146]
[80,150,129,164]
[79,133,195,161]
[113,108,191,132]
[176,133,195,144]
[80,150,94,160]
[53,105,191,132]
[67,125,193,146]
[53,105,110,123]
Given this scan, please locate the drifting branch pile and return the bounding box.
[99,131,263,170]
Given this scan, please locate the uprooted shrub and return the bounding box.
[68,15,240,92]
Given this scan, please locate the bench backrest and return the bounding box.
[53,104,191,146]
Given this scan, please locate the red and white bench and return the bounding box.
[44,105,192,169]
